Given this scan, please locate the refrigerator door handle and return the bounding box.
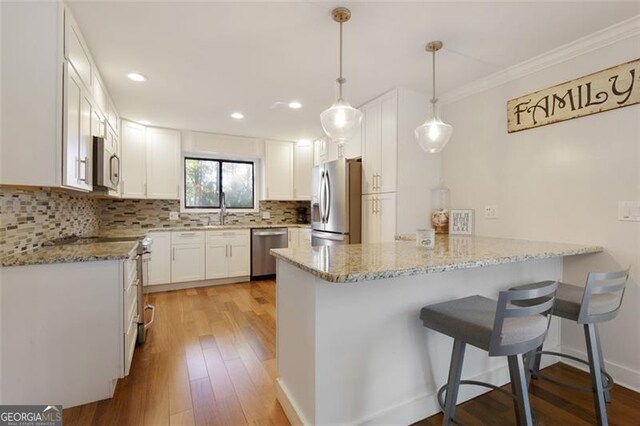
[319,170,325,223]
[324,171,331,224]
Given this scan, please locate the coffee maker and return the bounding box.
[297,206,308,224]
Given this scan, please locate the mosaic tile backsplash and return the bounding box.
[99,199,310,231]
[1,186,310,258]
[1,188,100,257]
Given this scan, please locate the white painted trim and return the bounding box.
[145,276,250,293]
[355,346,561,426]
[561,346,640,393]
[441,14,640,105]
[276,378,308,426]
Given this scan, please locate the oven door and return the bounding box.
[311,230,349,247]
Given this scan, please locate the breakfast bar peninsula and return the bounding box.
[270,236,602,425]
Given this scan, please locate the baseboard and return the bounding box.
[145,276,249,293]
[358,350,560,426]
[561,346,640,393]
[277,347,560,426]
[275,378,308,426]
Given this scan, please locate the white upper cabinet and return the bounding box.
[146,127,181,200]
[120,121,147,198]
[294,142,313,200]
[63,64,93,192]
[344,118,362,159]
[361,90,397,195]
[1,3,120,191]
[264,140,294,200]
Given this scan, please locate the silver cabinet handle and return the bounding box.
[172,247,176,261]
[79,157,88,183]
[179,232,197,236]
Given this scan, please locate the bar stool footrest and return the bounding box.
[532,350,614,392]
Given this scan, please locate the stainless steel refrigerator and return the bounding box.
[311,158,362,246]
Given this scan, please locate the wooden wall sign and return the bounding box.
[507,58,640,133]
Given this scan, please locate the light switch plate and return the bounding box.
[169,211,180,221]
[262,211,271,220]
[484,205,499,219]
[618,201,640,221]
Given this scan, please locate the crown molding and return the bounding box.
[441,14,640,105]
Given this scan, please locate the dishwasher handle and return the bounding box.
[253,230,287,236]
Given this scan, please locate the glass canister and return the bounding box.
[431,184,450,234]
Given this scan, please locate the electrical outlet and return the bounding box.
[618,201,640,221]
[262,211,271,220]
[484,205,499,219]
[169,211,180,221]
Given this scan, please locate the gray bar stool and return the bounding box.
[513,268,630,426]
[420,281,558,426]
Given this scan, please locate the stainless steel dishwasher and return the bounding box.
[251,228,288,278]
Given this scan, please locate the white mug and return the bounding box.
[416,228,435,249]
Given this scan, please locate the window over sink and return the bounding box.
[184,157,255,209]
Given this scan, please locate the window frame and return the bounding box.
[183,156,256,211]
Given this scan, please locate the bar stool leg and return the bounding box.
[584,324,608,426]
[532,343,543,373]
[508,354,534,426]
[442,339,466,426]
[592,324,611,403]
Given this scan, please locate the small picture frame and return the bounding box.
[449,209,474,235]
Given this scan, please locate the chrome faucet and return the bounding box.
[219,191,226,225]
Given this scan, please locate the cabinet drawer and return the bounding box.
[124,316,137,376]
[172,231,204,245]
[125,257,137,289]
[124,279,138,326]
[206,230,250,245]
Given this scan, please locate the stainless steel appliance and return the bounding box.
[137,236,155,344]
[311,158,361,246]
[251,228,288,278]
[93,136,120,191]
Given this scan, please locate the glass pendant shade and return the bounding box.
[415,115,453,153]
[320,99,363,145]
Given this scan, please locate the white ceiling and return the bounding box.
[67,1,639,142]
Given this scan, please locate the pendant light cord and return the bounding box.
[431,49,437,105]
[338,21,344,100]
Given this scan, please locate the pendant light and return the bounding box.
[320,7,362,147]
[415,41,453,153]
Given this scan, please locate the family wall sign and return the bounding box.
[507,58,640,133]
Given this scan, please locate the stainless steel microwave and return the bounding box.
[93,136,120,191]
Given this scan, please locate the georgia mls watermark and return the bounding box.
[0,405,62,426]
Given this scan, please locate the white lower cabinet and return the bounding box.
[362,193,397,244]
[288,228,299,249]
[171,231,205,283]
[205,230,250,279]
[147,232,171,285]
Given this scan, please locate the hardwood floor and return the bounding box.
[63,280,640,425]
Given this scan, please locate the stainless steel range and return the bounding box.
[137,236,155,343]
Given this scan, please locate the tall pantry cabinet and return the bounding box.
[360,87,440,242]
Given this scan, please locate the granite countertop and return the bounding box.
[2,223,311,267]
[1,241,139,267]
[270,235,603,283]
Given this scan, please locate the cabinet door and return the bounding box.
[228,239,250,277]
[63,65,92,191]
[120,121,147,198]
[146,127,180,200]
[264,140,294,200]
[147,232,171,285]
[313,138,326,166]
[64,11,92,91]
[299,228,311,248]
[294,143,313,200]
[344,117,362,159]
[378,192,397,243]
[379,91,398,193]
[361,195,379,244]
[205,238,228,280]
[288,228,299,249]
[361,100,380,194]
[171,244,205,283]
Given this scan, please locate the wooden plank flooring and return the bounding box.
[63,280,640,425]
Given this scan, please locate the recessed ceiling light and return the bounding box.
[288,101,302,109]
[139,120,151,125]
[127,72,148,82]
[231,112,244,120]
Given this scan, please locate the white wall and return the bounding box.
[441,34,640,389]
